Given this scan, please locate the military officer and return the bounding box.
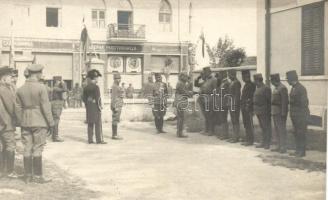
[141,75,154,99]
[16,64,54,184]
[286,70,309,157]
[51,76,67,142]
[218,71,230,140]
[111,73,124,140]
[253,73,272,149]
[227,69,241,143]
[83,69,106,144]
[152,73,168,133]
[270,74,288,153]
[0,66,21,178]
[174,72,193,138]
[240,70,256,146]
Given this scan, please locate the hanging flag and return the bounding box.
[32,55,37,64]
[9,19,15,68]
[199,30,205,58]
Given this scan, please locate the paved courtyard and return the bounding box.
[43,109,326,200]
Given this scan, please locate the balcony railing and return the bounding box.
[108,24,146,40]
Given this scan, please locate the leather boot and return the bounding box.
[159,117,166,133]
[112,125,122,140]
[154,118,160,133]
[0,151,4,178]
[52,125,64,142]
[6,151,17,178]
[23,157,33,183]
[32,156,51,184]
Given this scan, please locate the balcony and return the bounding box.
[108,24,146,41]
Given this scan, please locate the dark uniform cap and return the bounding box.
[53,76,62,81]
[87,69,102,79]
[286,70,298,81]
[228,69,237,76]
[27,64,44,73]
[154,73,162,77]
[12,69,18,77]
[270,73,280,82]
[253,73,263,80]
[178,72,188,79]
[24,68,29,78]
[0,66,13,77]
[113,73,121,79]
[203,67,211,73]
[241,70,251,77]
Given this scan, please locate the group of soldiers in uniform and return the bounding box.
[194,67,309,157]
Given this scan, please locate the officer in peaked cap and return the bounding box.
[50,75,67,142]
[227,69,241,143]
[270,73,288,153]
[16,64,54,183]
[0,66,21,178]
[240,70,256,146]
[286,70,309,157]
[253,73,272,149]
[111,73,124,140]
[152,73,168,133]
[83,69,106,144]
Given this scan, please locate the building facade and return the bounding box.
[257,0,328,129]
[0,0,194,94]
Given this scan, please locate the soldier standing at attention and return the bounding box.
[0,66,21,178]
[83,70,107,144]
[286,70,309,157]
[227,69,241,143]
[51,76,67,142]
[240,70,256,146]
[111,73,124,140]
[253,73,272,149]
[152,73,168,133]
[174,72,193,138]
[16,64,54,184]
[218,71,231,140]
[270,74,289,153]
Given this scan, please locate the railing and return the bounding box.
[108,24,146,40]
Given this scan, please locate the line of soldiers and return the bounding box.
[195,67,309,157]
[0,64,55,183]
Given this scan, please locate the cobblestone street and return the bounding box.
[41,109,326,200]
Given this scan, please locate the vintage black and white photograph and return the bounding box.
[0,0,326,199]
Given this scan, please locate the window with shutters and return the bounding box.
[301,2,324,76]
[159,0,172,32]
[92,9,106,28]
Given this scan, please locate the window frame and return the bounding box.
[46,7,61,28]
[159,0,172,32]
[92,9,106,29]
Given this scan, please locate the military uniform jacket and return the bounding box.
[200,76,217,95]
[228,79,241,109]
[289,82,309,118]
[220,79,231,109]
[174,81,192,109]
[152,81,168,106]
[16,79,54,128]
[0,83,21,131]
[241,82,256,112]
[83,83,102,123]
[271,83,289,116]
[253,83,271,115]
[52,81,68,101]
[111,84,124,111]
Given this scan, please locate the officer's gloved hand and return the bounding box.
[47,126,55,137]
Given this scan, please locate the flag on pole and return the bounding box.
[80,17,92,63]
[32,55,37,64]
[9,19,15,68]
[199,30,205,58]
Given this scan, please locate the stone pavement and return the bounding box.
[43,109,326,200]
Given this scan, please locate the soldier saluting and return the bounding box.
[152,73,168,133]
[0,66,21,178]
[270,74,288,153]
[83,69,106,144]
[16,64,54,184]
[111,73,124,140]
[286,70,309,157]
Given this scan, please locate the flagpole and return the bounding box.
[9,19,15,68]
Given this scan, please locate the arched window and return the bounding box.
[159,0,172,32]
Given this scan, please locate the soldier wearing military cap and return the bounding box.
[16,64,54,183]
[286,70,309,157]
[227,69,241,143]
[174,72,193,138]
[253,73,272,149]
[152,73,168,133]
[0,66,21,178]
[270,73,288,153]
[240,70,256,146]
[111,73,124,140]
[83,69,107,144]
[50,76,67,142]
[195,67,217,136]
